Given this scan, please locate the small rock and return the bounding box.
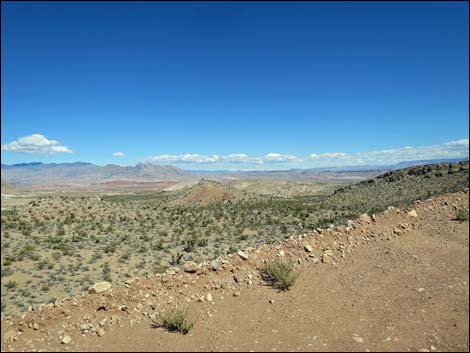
[4,330,17,342]
[61,335,72,344]
[278,250,285,257]
[88,281,112,294]
[96,328,106,337]
[237,251,249,260]
[205,293,213,302]
[183,261,199,273]
[408,209,418,218]
[233,292,241,297]
[124,278,135,285]
[211,260,222,271]
[352,336,364,343]
[359,213,371,223]
[304,244,313,253]
[80,323,92,332]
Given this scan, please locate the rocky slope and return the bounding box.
[1,189,468,352]
[325,161,469,214]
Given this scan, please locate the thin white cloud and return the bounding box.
[142,139,468,169]
[148,154,221,163]
[112,151,124,157]
[1,134,73,154]
[264,153,302,162]
[306,152,346,160]
[307,139,469,165]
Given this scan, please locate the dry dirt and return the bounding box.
[1,190,468,352]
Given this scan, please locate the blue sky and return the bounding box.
[1,1,469,170]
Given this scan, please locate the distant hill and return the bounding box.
[0,162,196,186]
[1,180,20,194]
[228,180,337,197]
[168,179,252,206]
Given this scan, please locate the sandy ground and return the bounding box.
[1,191,468,352]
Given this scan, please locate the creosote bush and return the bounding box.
[152,307,194,334]
[264,258,300,291]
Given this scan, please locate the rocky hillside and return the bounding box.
[324,161,469,214]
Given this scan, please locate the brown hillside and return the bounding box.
[169,180,249,206]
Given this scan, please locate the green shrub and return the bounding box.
[5,280,17,289]
[264,258,299,291]
[456,209,469,221]
[152,307,194,334]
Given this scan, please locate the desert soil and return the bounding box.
[1,191,468,352]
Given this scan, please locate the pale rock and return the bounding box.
[321,253,334,264]
[352,336,364,343]
[61,335,72,344]
[359,213,371,223]
[211,260,222,271]
[237,251,249,260]
[183,261,199,273]
[88,281,112,294]
[96,328,106,337]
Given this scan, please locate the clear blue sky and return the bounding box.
[1,1,469,170]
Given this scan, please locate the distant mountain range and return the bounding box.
[1,162,196,186]
[189,157,469,174]
[1,157,468,187]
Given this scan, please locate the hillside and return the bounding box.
[324,160,469,214]
[0,181,20,194]
[228,180,337,197]
[1,190,468,352]
[168,179,252,206]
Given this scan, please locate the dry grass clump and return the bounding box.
[264,258,300,291]
[152,306,194,334]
